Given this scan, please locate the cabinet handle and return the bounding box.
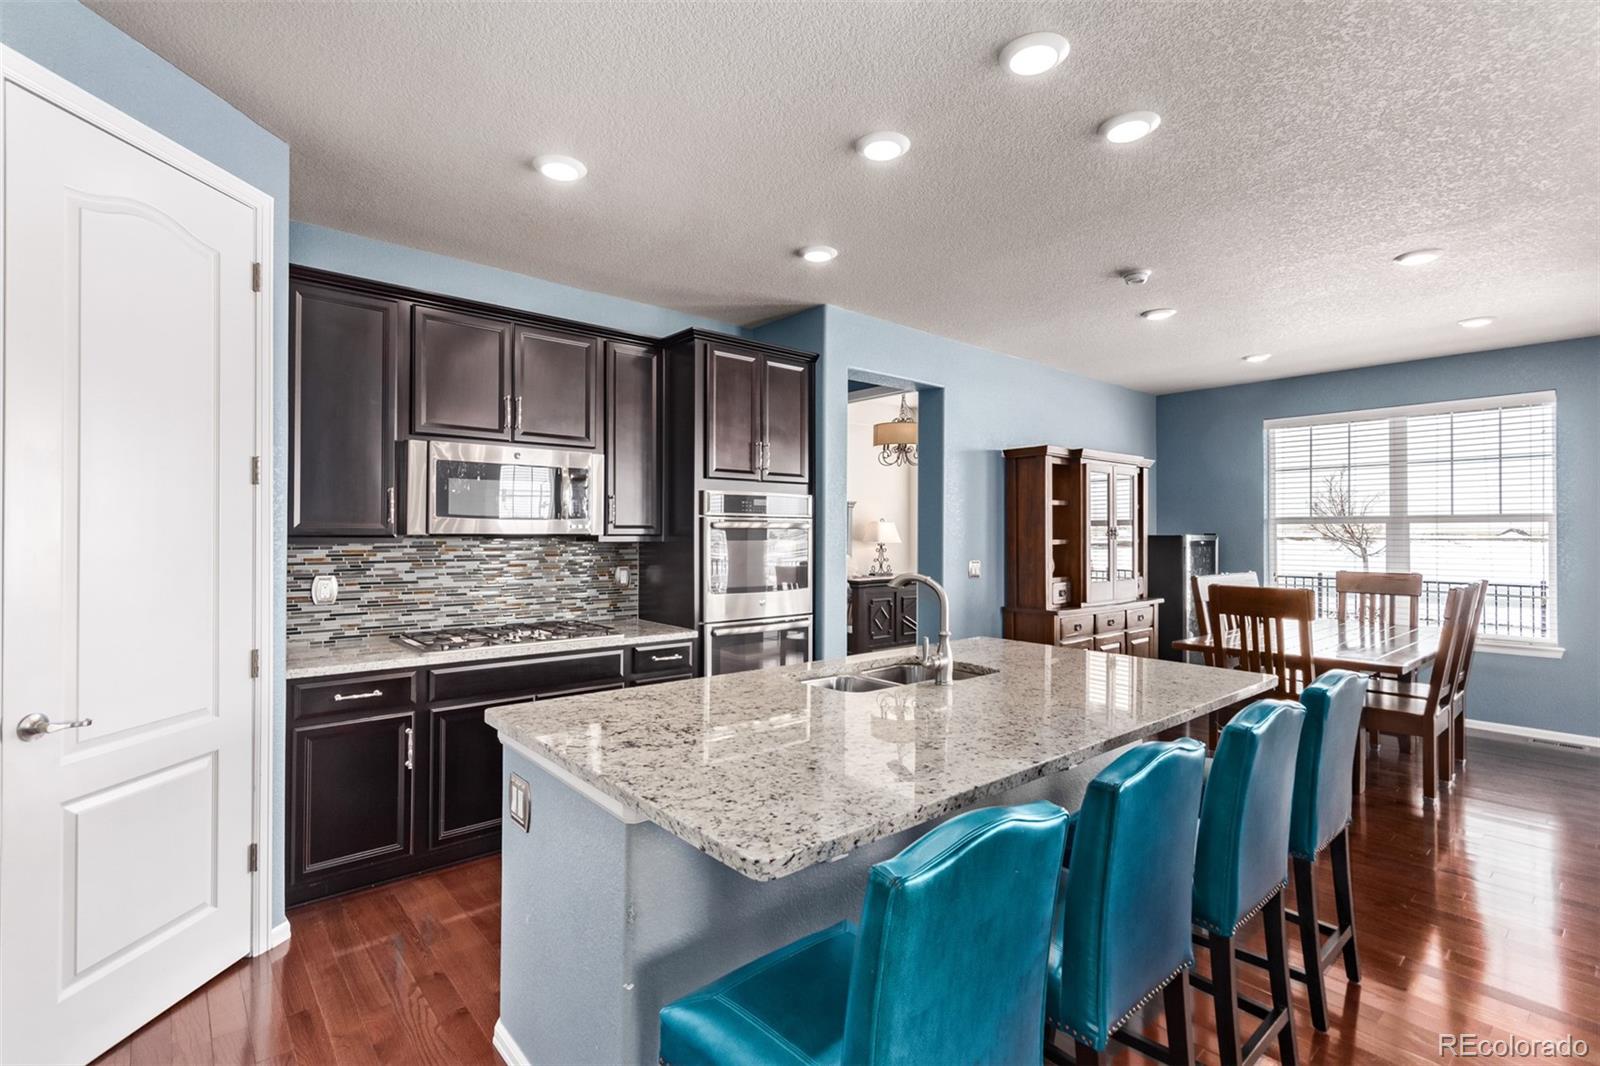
[607,494,616,524]
[515,396,524,432]
[404,726,414,771]
[503,394,512,429]
[761,441,770,474]
[332,688,384,702]
[649,652,684,663]
[751,441,761,473]
[387,486,396,528]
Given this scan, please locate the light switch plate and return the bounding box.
[508,773,531,831]
[968,560,982,578]
[310,574,338,605]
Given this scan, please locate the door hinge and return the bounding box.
[251,262,263,292]
[250,649,261,678]
[247,843,258,872]
[251,455,261,484]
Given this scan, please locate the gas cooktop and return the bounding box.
[390,619,616,651]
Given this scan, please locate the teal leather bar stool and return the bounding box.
[658,801,1070,1065]
[1189,700,1306,1066]
[1046,739,1207,1066]
[1236,670,1367,1032]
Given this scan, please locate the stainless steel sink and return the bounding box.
[804,662,995,691]
[803,673,898,692]
[860,662,994,685]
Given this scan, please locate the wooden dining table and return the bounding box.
[1171,617,1443,678]
[1171,617,1444,793]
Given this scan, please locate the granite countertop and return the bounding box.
[285,619,698,679]
[486,637,1275,881]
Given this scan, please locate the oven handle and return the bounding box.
[708,617,813,637]
[707,520,812,531]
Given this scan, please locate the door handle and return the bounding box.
[503,394,512,430]
[515,396,524,432]
[387,486,396,528]
[404,726,415,771]
[16,713,93,741]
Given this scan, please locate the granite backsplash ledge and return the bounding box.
[287,537,639,646]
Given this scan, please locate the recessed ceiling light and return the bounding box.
[1000,32,1069,76]
[855,131,910,162]
[1100,111,1162,144]
[1242,353,1273,364]
[1139,308,1177,321]
[1394,248,1442,266]
[533,155,586,182]
[798,245,838,264]
[1458,316,1495,328]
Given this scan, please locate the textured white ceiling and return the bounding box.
[87,0,1600,392]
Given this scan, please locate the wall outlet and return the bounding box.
[968,560,982,578]
[508,773,531,831]
[310,574,338,605]
[615,566,631,587]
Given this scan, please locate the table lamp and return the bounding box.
[868,518,901,576]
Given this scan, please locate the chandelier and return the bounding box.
[873,395,918,466]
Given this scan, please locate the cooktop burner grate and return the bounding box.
[390,619,616,651]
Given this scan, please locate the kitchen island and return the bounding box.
[485,636,1274,1065]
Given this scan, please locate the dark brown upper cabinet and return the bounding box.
[704,343,811,483]
[604,341,662,538]
[289,280,400,537]
[412,305,513,438]
[513,325,600,449]
[761,355,811,483]
[705,345,763,479]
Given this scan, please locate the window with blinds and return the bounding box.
[1265,392,1557,645]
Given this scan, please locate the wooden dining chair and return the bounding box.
[1359,582,1478,800]
[1335,571,1423,627]
[1206,585,1318,698]
[1191,571,1261,642]
[1369,580,1487,771]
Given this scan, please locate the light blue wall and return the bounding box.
[292,222,745,338]
[756,306,1160,657]
[3,0,295,922]
[1156,337,1600,738]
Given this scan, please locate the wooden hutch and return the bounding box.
[1002,446,1161,656]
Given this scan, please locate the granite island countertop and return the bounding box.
[285,618,698,679]
[486,636,1275,880]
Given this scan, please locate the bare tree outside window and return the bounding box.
[1308,471,1384,568]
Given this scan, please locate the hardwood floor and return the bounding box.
[94,735,1599,1065]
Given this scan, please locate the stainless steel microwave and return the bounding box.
[404,439,603,536]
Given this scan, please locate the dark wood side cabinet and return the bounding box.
[703,340,812,483]
[848,577,919,654]
[286,639,696,906]
[604,341,663,538]
[289,280,401,536]
[1002,446,1161,656]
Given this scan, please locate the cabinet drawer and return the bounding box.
[632,641,694,677]
[1057,634,1096,652]
[1094,610,1127,634]
[291,670,417,720]
[1128,604,1155,630]
[428,649,625,704]
[1057,612,1094,644]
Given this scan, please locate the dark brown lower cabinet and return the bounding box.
[286,640,696,906]
[848,578,919,655]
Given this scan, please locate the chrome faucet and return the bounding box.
[889,573,953,685]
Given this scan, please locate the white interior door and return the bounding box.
[1,78,260,1064]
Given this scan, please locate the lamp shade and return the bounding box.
[871,519,902,545]
[873,419,918,447]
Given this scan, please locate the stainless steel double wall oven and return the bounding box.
[700,491,813,675]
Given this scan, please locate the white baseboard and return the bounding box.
[1466,719,1599,752]
[269,919,292,949]
[493,1019,530,1066]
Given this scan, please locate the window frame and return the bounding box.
[1262,390,1560,655]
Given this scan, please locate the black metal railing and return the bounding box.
[1275,573,1549,638]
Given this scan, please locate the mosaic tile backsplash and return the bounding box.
[287,537,640,646]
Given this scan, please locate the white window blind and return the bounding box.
[1265,392,1557,645]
